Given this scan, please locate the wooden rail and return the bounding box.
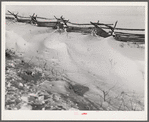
[92,25,145,31]
[67,22,114,26]
[114,32,145,36]
[6,13,55,20]
[114,28,145,31]
[67,22,91,25]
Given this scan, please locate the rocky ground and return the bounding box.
[5,49,144,111]
[5,49,103,110]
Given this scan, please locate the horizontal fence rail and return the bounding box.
[6,13,55,20]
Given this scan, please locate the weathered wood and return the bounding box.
[36,21,58,27]
[111,21,118,34]
[36,17,55,20]
[6,16,15,20]
[67,22,92,26]
[18,16,31,19]
[6,12,145,31]
[67,22,113,27]
[7,10,16,16]
[54,16,69,23]
[67,28,93,34]
[114,33,145,43]
[7,10,32,23]
[6,11,145,43]
[115,28,145,31]
[114,32,145,37]
[89,22,113,26]
[90,21,111,37]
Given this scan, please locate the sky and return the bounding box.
[5,5,145,28]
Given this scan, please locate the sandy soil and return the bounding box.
[5,19,145,110]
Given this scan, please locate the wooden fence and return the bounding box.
[5,12,145,43]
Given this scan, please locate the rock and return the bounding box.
[39,80,69,94]
[44,93,50,99]
[38,96,44,103]
[20,103,32,110]
[29,93,38,97]
[7,82,11,87]
[6,99,15,105]
[68,108,79,111]
[13,108,18,110]
[34,67,43,72]
[15,98,21,104]
[28,96,36,102]
[53,94,61,102]
[19,83,23,87]
[12,81,24,90]
[21,95,28,102]
[7,87,16,92]
[8,63,15,68]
